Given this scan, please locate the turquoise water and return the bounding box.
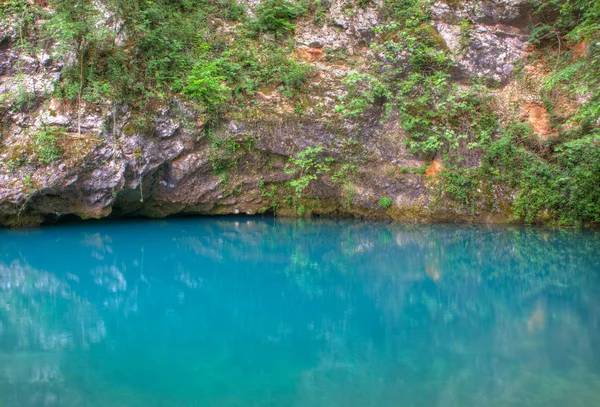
[1,218,600,407]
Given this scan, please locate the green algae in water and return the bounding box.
[0,219,600,406]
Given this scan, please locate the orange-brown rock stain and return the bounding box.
[519,103,557,138]
[295,47,325,63]
[425,160,444,185]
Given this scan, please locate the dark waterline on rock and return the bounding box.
[1,218,600,407]
[33,212,279,229]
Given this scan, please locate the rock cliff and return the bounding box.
[0,0,598,227]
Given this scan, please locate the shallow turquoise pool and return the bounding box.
[0,218,599,406]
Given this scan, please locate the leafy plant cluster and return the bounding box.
[184,38,312,122]
[284,146,333,199]
[529,0,600,128]
[437,121,600,226]
[475,0,600,225]
[334,0,600,225]
[3,0,599,225]
[485,127,600,225]
[208,132,256,175]
[0,0,40,49]
[246,0,305,37]
[33,127,64,164]
[11,0,313,124]
[336,0,497,160]
[378,196,392,209]
[6,126,65,168]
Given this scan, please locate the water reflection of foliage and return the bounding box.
[0,261,107,407]
[251,221,600,407]
[0,261,105,351]
[0,219,599,406]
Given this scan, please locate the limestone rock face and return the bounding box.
[0,1,550,226]
[432,0,531,84]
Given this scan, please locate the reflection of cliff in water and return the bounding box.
[0,219,599,406]
[0,261,106,406]
[2,220,600,344]
[0,261,106,350]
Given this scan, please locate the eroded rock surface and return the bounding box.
[0,0,558,227]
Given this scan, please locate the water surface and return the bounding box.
[1,218,599,406]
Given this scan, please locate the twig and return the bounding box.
[553,30,562,70]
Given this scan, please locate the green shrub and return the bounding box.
[34,128,64,164]
[247,0,304,36]
[285,146,333,198]
[335,72,392,118]
[184,60,232,116]
[278,60,312,96]
[378,196,393,209]
[337,1,497,161]
[529,0,600,127]
[441,169,476,206]
[554,133,600,223]
[458,18,474,50]
[296,204,307,216]
[219,0,246,21]
[201,38,311,105]
[1,0,40,48]
[9,76,38,112]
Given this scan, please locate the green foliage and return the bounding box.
[440,168,477,206]
[285,146,333,198]
[386,26,495,159]
[185,38,312,120]
[220,0,246,21]
[439,123,600,225]
[40,1,216,105]
[306,0,330,26]
[38,0,312,123]
[208,38,310,101]
[0,0,40,48]
[259,180,280,210]
[331,163,358,184]
[45,0,118,113]
[45,0,102,48]
[554,133,600,222]
[484,131,563,223]
[184,60,231,115]
[209,133,255,174]
[130,1,200,94]
[356,0,373,9]
[341,184,357,209]
[458,18,474,50]
[33,127,64,164]
[529,0,600,127]
[383,0,431,22]
[278,59,312,98]
[22,174,34,190]
[336,0,497,160]
[3,74,39,113]
[378,196,393,209]
[399,166,422,174]
[247,0,304,36]
[335,72,392,118]
[296,204,307,216]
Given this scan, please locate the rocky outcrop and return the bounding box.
[0,0,545,227]
[431,0,532,84]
